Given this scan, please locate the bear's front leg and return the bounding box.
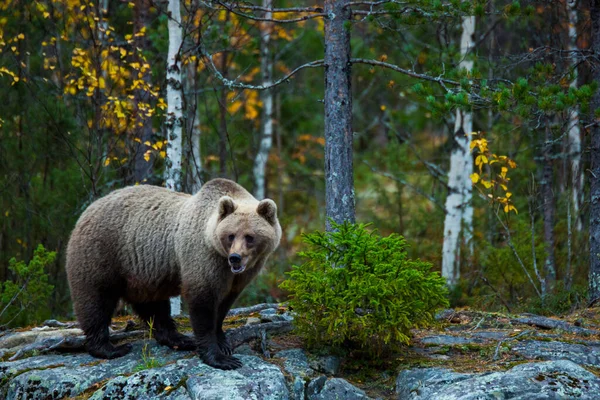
[216,290,241,356]
[188,296,242,370]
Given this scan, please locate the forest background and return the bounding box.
[0,0,598,327]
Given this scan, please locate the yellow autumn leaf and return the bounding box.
[159,151,166,158]
[470,173,480,184]
[120,48,127,58]
[500,166,508,179]
[143,151,151,162]
[481,179,492,189]
[104,158,111,167]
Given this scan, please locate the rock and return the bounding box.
[396,360,600,399]
[306,376,327,398]
[1,342,188,399]
[91,355,287,400]
[309,355,341,375]
[512,340,600,367]
[396,367,472,399]
[260,308,287,323]
[276,349,313,378]
[420,335,486,346]
[185,355,289,400]
[292,376,306,400]
[247,317,261,325]
[435,309,455,320]
[234,343,257,355]
[308,378,369,400]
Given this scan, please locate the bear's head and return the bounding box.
[212,196,281,274]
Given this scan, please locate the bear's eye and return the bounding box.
[228,234,235,242]
[245,235,254,244]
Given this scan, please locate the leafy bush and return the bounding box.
[280,221,449,355]
[0,245,55,327]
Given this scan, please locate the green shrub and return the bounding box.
[0,244,55,327]
[280,221,449,355]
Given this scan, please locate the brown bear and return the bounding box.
[66,178,281,370]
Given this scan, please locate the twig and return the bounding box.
[351,58,460,88]
[493,330,531,361]
[198,44,324,91]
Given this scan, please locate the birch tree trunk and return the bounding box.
[186,60,202,194]
[133,0,154,184]
[324,0,355,231]
[589,1,600,304]
[441,16,475,287]
[567,0,583,232]
[165,0,184,316]
[252,0,274,200]
[165,0,183,193]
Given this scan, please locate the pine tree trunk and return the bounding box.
[165,0,184,316]
[566,0,583,232]
[324,0,355,231]
[542,119,556,295]
[589,1,600,304]
[133,0,153,184]
[441,16,475,287]
[253,0,274,200]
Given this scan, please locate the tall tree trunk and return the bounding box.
[567,0,583,232]
[542,119,556,294]
[165,0,184,316]
[589,1,600,304]
[324,0,355,231]
[133,0,154,184]
[186,59,202,193]
[253,0,274,200]
[441,16,475,287]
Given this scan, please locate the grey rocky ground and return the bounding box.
[1,307,600,399]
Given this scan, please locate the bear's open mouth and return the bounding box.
[230,263,246,274]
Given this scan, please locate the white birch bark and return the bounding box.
[252,0,274,200]
[567,0,583,231]
[186,61,202,194]
[165,0,184,316]
[441,16,475,287]
[165,0,183,193]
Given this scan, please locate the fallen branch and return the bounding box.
[7,321,293,361]
[226,321,293,349]
[493,330,531,361]
[511,314,600,336]
[8,330,145,361]
[227,303,283,317]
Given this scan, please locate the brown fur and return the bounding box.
[66,178,281,369]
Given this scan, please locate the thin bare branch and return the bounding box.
[351,58,460,88]
[198,44,324,90]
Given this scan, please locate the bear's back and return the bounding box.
[67,186,190,293]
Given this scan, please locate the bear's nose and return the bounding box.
[229,253,242,264]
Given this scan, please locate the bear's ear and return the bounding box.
[218,196,237,221]
[257,199,278,225]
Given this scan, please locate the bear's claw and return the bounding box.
[202,347,243,370]
[89,342,132,359]
[217,334,233,355]
[157,332,197,351]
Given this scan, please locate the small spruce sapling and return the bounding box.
[280,221,449,355]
